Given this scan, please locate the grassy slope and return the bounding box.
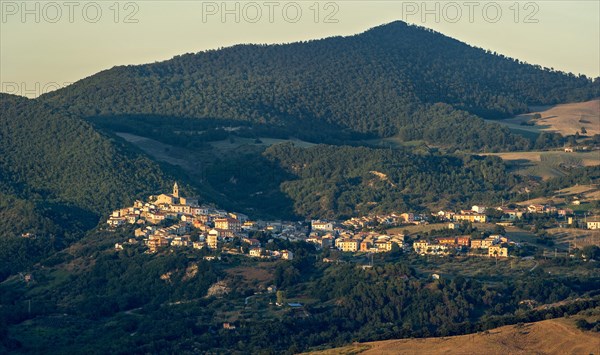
[485,151,600,180]
[307,317,600,355]
[493,99,600,136]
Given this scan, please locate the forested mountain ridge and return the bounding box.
[40,21,599,150]
[0,93,173,279]
[0,93,170,229]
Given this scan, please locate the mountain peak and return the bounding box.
[39,21,598,147]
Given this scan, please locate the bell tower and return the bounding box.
[173,182,179,198]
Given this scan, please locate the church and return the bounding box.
[153,183,198,206]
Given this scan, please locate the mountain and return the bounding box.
[40,21,599,150]
[0,93,170,279]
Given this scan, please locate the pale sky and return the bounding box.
[1,1,599,98]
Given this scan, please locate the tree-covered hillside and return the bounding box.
[0,94,169,219]
[2,237,599,353]
[263,143,520,218]
[0,94,171,279]
[40,21,599,150]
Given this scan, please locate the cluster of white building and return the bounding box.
[108,187,597,261]
[308,219,405,253]
[412,233,510,258]
[341,212,426,229]
[107,183,297,259]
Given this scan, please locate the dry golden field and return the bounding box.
[497,99,600,136]
[307,318,600,355]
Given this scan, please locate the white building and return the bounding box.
[311,220,334,231]
[281,250,294,260]
[587,218,600,230]
[472,205,487,214]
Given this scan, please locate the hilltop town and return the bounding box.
[107,183,600,261]
[107,183,301,258]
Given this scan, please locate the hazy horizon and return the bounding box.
[2,1,599,98]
